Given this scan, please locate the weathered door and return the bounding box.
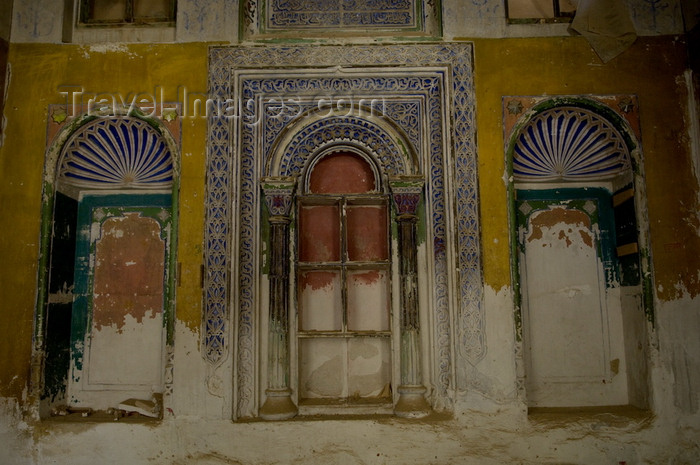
[517,190,628,407]
[68,194,171,410]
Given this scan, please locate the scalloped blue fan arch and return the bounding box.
[512,106,631,182]
[57,118,173,189]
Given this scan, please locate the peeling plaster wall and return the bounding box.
[658,296,700,415]
[0,4,698,464]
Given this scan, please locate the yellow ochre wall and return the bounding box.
[0,43,209,399]
[472,36,699,296]
[0,36,697,401]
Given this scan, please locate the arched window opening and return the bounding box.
[307,152,379,194]
[297,151,392,406]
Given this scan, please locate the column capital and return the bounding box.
[261,176,297,217]
[389,176,424,217]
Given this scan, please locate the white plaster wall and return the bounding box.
[654,293,700,416]
[10,0,62,43]
[176,0,238,43]
[455,285,521,414]
[170,322,233,419]
[1,291,700,463]
[0,398,33,465]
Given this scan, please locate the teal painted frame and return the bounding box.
[516,187,618,281]
[70,193,174,378]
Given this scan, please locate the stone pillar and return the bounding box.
[259,177,298,420]
[389,176,431,418]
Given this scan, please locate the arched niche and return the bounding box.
[34,111,180,418]
[506,96,653,410]
[205,44,479,419]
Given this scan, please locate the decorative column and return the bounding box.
[259,177,298,420]
[389,176,431,418]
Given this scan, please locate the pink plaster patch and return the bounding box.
[92,213,165,331]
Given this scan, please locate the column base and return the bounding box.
[259,388,298,420]
[394,385,431,418]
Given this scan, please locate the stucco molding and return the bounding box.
[206,43,481,417]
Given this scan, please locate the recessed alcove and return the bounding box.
[506,97,653,413]
[35,114,179,420]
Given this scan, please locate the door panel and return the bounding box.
[69,195,171,410]
[517,192,628,407]
[523,208,607,380]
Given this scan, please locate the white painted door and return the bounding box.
[519,201,627,407]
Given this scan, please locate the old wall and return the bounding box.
[473,35,699,293]
[0,43,209,404]
[0,1,699,463]
[0,0,10,147]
